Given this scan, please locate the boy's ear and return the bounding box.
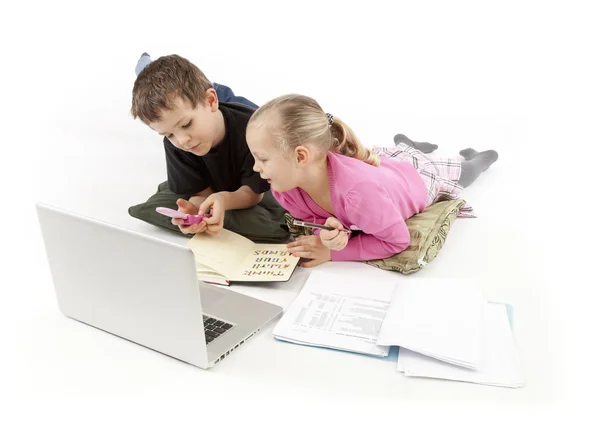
[294,146,310,166]
[205,88,219,111]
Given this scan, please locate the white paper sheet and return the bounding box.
[398,303,525,388]
[273,269,398,357]
[377,277,486,369]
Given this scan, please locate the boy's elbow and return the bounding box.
[255,192,265,205]
[248,191,263,207]
[240,187,263,208]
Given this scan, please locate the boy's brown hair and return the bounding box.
[131,54,213,124]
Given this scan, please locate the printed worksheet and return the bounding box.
[273,269,398,357]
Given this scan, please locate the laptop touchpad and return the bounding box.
[200,286,226,308]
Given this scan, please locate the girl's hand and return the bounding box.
[173,198,208,234]
[287,235,332,268]
[199,193,227,235]
[319,217,349,251]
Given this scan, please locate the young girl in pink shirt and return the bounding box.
[246,94,498,268]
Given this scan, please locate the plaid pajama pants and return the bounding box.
[372,143,464,207]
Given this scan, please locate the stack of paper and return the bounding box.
[397,303,525,388]
[377,278,487,370]
[272,269,398,357]
[271,269,524,388]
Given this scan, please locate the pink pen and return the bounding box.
[292,219,352,234]
[155,207,211,226]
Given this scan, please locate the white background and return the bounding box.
[1,0,598,419]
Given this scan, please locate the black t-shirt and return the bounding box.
[164,102,269,195]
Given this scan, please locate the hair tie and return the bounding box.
[325,113,334,126]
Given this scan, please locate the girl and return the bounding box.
[246,94,498,268]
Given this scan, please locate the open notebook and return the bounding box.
[187,229,300,286]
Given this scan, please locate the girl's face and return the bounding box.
[246,125,299,192]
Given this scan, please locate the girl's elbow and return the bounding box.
[388,238,410,255]
[376,241,408,259]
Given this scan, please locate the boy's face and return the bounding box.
[148,92,221,156]
[247,125,298,192]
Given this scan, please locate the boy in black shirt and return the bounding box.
[131,54,285,238]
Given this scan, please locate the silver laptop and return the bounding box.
[36,202,283,369]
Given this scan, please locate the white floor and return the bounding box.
[3,1,598,420]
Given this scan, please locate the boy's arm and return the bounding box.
[219,186,264,210]
[196,186,263,235]
[195,186,263,228]
[188,186,215,209]
[192,186,263,212]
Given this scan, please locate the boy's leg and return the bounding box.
[135,52,152,75]
[394,134,438,153]
[458,148,499,187]
[128,182,289,242]
[214,83,259,110]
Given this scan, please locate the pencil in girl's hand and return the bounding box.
[292,219,351,234]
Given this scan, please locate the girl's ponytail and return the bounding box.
[249,94,379,167]
[331,118,380,166]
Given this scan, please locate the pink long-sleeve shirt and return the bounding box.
[272,152,428,261]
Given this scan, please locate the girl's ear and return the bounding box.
[294,146,310,166]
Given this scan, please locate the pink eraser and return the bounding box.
[155,207,210,226]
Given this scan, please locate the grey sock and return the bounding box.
[458,149,499,187]
[135,52,152,76]
[459,148,479,160]
[394,134,438,153]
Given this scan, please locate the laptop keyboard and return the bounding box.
[203,315,233,344]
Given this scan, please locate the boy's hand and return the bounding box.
[319,217,349,251]
[287,235,331,268]
[173,198,208,234]
[199,193,227,236]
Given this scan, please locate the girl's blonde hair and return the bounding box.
[248,94,380,166]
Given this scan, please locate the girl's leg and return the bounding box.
[394,134,438,153]
[458,148,499,187]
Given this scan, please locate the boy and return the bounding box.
[135,53,258,109]
[131,54,287,240]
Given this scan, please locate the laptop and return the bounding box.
[36,202,283,369]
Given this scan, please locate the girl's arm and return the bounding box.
[331,183,411,261]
